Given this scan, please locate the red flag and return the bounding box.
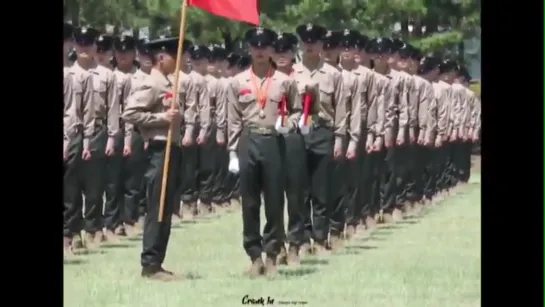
[188,0,259,25]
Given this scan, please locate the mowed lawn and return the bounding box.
[64,173,481,307]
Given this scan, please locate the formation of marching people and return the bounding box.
[63,22,481,281]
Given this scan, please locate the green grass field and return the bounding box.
[64,172,481,307]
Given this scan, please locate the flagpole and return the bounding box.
[158,0,189,222]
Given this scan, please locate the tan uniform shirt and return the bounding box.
[399,71,419,130]
[433,81,450,140]
[339,66,362,152]
[450,83,465,137]
[226,68,302,158]
[353,65,376,144]
[413,75,436,143]
[87,63,120,141]
[461,87,476,137]
[122,68,197,144]
[215,77,230,143]
[114,67,138,145]
[64,67,90,150]
[470,95,481,138]
[385,69,409,142]
[292,62,346,150]
[187,71,211,140]
[68,63,95,149]
[369,72,390,138]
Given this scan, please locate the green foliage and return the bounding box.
[65,0,480,52]
[410,31,463,53]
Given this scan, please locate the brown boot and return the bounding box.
[382,212,394,224]
[124,223,138,237]
[181,203,195,221]
[141,266,178,282]
[212,202,223,213]
[364,216,377,229]
[171,213,182,223]
[277,245,288,265]
[199,202,213,215]
[345,225,356,240]
[83,232,97,249]
[103,229,120,243]
[402,202,413,213]
[93,230,105,246]
[392,208,404,222]
[245,257,265,278]
[286,245,300,265]
[230,197,241,210]
[313,241,329,256]
[63,237,73,257]
[329,234,343,251]
[413,201,424,213]
[299,243,312,256]
[221,201,232,212]
[136,216,145,230]
[264,255,278,276]
[114,225,126,236]
[375,212,383,224]
[72,233,84,250]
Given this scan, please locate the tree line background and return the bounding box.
[63,0,480,58]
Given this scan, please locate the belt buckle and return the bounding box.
[257,127,269,134]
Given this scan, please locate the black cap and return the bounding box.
[456,65,471,81]
[244,27,277,48]
[227,53,241,68]
[137,38,152,56]
[64,23,73,41]
[237,53,251,69]
[110,56,117,67]
[147,36,179,55]
[398,44,415,59]
[339,29,360,48]
[367,37,391,54]
[389,38,404,53]
[114,35,137,52]
[417,56,441,74]
[273,32,298,53]
[439,59,458,74]
[296,23,327,44]
[410,47,423,61]
[96,34,114,53]
[182,39,193,53]
[322,30,342,50]
[189,45,211,60]
[68,48,77,61]
[74,26,99,46]
[355,34,369,50]
[209,45,227,61]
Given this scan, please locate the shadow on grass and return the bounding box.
[344,245,377,251]
[278,267,318,278]
[127,236,143,242]
[101,243,136,249]
[74,249,106,256]
[398,219,419,225]
[300,258,329,265]
[64,258,87,265]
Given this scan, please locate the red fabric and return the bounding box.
[188,0,259,25]
[239,88,252,95]
[302,93,311,124]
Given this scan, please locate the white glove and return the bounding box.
[298,116,311,135]
[228,157,239,174]
[275,116,290,134]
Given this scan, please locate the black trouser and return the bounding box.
[179,125,200,204]
[413,144,434,201]
[104,131,124,230]
[444,142,458,188]
[223,170,240,200]
[402,140,419,203]
[141,140,181,268]
[329,135,349,236]
[459,141,472,182]
[123,131,146,225]
[434,145,449,192]
[379,144,400,212]
[346,134,370,226]
[81,125,107,233]
[283,132,307,247]
[214,142,229,203]
[238,129,285,259]
[302,127,334,245]
[64,131,84,237]
[198,124,218,204]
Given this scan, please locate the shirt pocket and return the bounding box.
[319,85,334,106]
